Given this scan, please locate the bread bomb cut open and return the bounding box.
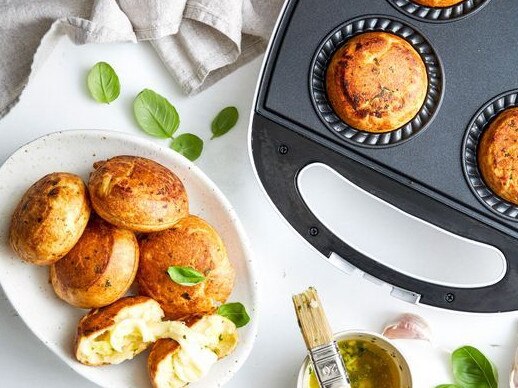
[74,296,239,379]
[75,296,164,366]
[148,315,239,388]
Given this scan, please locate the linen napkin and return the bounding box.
[0,0,284,119]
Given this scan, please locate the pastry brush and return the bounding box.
[292,287,351,388]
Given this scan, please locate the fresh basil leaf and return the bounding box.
[436,385,459,388]
[167,266,205,286]
[87,62,120,103]
[133,89,180,138]
[217,302,250,328]
[211,106,239,139]
[171,133,203,161]
[452,346,498,388]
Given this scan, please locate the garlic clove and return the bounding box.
[382,313,432,342]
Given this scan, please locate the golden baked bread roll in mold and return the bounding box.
[478,107,518,205]
[326,32,428,133]
[413,0,464,7]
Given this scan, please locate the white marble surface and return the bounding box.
[0,36,517,388]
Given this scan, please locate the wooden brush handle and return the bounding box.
[293,287,334,349]
[293,288,351,388]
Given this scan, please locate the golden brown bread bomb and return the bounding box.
[138,215,235,320]
[88,155,188,232]
[50,216,139,308]
[478,107,518,205]
[9,172,90,265]
[326,32,428,133]
[413,0,463,7]
[75,296,164,366]
[148,315,238,388]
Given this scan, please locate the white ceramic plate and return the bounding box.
[0,130,258,388]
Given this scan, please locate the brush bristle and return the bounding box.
[292,287,333,349]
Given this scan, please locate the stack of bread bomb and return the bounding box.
[8,155,238,387]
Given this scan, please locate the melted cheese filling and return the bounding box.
[154,316,238,388]
[77,303,237,388]
[77,301,164,365]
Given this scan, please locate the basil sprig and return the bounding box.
[171,133,203,162]
[217,302,250,328]
[211,106,239,139]
[133,88,204,161]
[167,266,205,286]
[436,346,498,388]
[133,89,180,138]
[87,62,120,104]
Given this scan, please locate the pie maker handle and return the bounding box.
[251,113,518,312]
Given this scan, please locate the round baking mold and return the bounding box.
[462,89,518,221]
[386,0,492,24]
[310,15,444,148]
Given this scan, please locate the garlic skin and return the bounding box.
[510,346,518,388]
[382,313,432,342]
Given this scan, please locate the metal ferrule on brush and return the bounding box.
[309,342,350,388]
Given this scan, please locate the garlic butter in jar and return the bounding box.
[298,331,412,388]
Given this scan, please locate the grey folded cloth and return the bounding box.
[0,0,283,119]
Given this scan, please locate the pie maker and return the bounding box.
[250,0,518,313]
